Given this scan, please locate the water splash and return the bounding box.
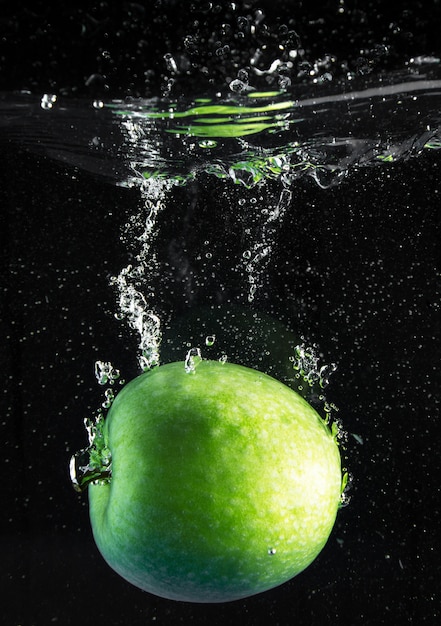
[242,186,292,302]
[288,341,345,445]
[290,342,337,390]
[94,360,121,386]
[69,413,112,493]
[3,69,441,191]
[339,470,352,508]
[107,71,441,189]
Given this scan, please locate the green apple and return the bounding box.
[88,360,343,603]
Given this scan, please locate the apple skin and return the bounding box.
[89,360,342,603]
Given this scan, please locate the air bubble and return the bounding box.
[41,93,57,110]
[254,10,265,24]
[110,180,177,372]
[164,53,178,74]
[291,343,336,389]
[237,69,249,84]
[185,347,202,373]
[102,388,115,409]
[95,361,120,386]
[199,140,218,149]
[278,76,291,90]
[70,414,112,492]
[247,284,257,302]
[237,16,249,30]
[216,45,230,57]
[205,335,216,347]
[184,35,198,54]
[229,79,247,93]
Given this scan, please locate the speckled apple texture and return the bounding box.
[89,360,342,603]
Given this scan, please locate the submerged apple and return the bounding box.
[88,360,343,603]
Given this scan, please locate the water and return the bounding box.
[2,74,440,623]
[2,2,441,624]
[2,69,440,388]
[3,68,441,187]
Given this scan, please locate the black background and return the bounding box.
[1,2,441,625]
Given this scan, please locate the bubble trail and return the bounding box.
[242,185,293,302]
[111,177,177,371]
